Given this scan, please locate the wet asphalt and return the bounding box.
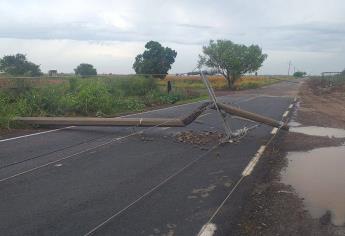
[0,82,297,236]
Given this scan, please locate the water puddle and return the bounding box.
[290,126,345,138]
[281,145,345,226]
[288,121,302,127]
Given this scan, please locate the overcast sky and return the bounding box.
[0,0,344,75]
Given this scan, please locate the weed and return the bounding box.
[0,75,204,129]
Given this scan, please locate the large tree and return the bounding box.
[0,53,42,76]
[74,63,97,77]
[199,40,267,89]
[133,41,177,79]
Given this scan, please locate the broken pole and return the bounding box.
[216,102,289,131]
[14,102,211,127]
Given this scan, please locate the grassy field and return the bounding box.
[0,74,291,129]
[159,75,290,90]
[0,75,207,129]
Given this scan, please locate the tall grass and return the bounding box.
[0,75,205,129]
[0,74,287,130]
[160,75,286,90]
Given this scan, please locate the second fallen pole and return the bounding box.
[216,102,289,131]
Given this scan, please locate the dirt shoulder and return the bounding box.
[236,79,345,236]
[298,80,345,128]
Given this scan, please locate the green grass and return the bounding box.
[0,74,293,130]
[0,75,206,129]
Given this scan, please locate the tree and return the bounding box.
[293,71,306,77]
[133,41,177,79]
[74,63,97,77]
[198,40,267,89]
[0,53,42,76]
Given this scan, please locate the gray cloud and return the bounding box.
[0,0,345,74]
[261,22,345,52]
[177,23,215,30]
[0,21,214,45]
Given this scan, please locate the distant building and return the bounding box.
[48,70,58,77]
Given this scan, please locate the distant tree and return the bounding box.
[133,41,177,79]
[293,71,306,77]
[74,63,97,77]
[341,69,345,75]
[198,40,267,89]
[0,53,42,76]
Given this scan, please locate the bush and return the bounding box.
[0,75,205,129]
[118,76,157,96]
[112,97,145,113]
[21,85,68,116]
[75,82,113,115]
[0,93,13,128]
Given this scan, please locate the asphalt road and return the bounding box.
[0,81,300,236]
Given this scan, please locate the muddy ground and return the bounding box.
[236,79,345,236]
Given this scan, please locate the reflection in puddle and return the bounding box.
[288,121,302,127]
[290,126,345,138]
[281,146,345,226]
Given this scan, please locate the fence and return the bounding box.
[319,72,345,87]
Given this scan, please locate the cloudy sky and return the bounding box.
[0,0,344,75]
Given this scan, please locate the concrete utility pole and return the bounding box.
[14,73,290,137]
[15,102,289,131]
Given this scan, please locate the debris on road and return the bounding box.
[175,130,225,146]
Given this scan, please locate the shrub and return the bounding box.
[119,76,157,96]
[75,82,113,115]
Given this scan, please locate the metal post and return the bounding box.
[200,71,233,138]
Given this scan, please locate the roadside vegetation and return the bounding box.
[0,73,295,130]
[0,40,286,131]
[159,74,289,90]
[0,75,207,129]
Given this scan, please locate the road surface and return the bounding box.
[0,80,300,236]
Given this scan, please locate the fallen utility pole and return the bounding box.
[13,70,289,133]
[215,102,289,131]
[14,101,288,131]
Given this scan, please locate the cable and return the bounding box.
[0,120,172,183]
[83,143,221,236]
[0,133,114,170]
[197,105,292,235]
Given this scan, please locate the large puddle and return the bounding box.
[281,145,345,226]
[290,126,345,138]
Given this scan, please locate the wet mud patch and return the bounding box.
[296,82,345,129]
[283,132,345,152]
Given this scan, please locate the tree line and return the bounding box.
[0,40,270,89]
